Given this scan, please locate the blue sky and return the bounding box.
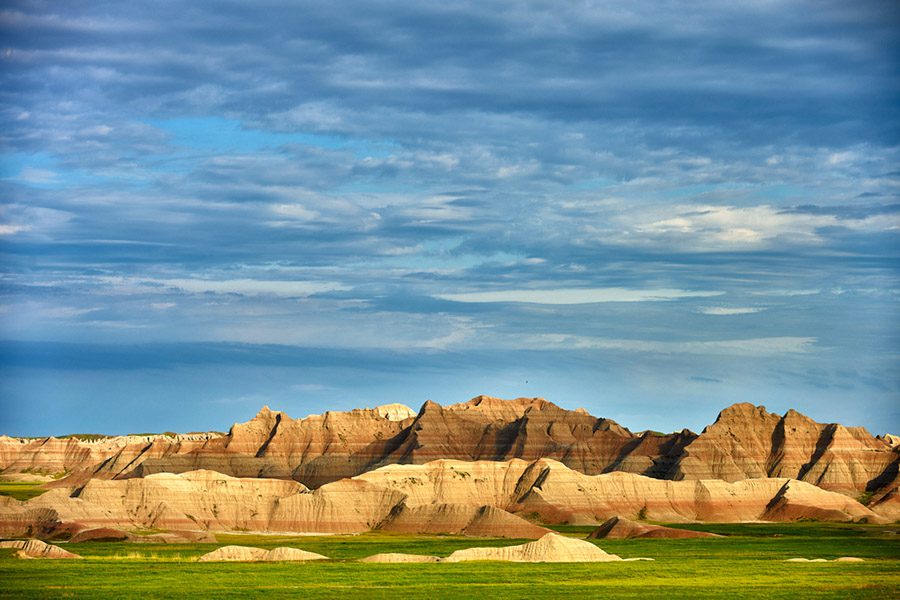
[1,1,898,436]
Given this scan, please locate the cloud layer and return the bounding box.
[0,1,898,435]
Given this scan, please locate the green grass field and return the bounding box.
[0,481,48,501]
[1,523,898,598]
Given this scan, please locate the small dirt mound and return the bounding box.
[359,553,441,563]
[588,516,720,540]
[265,547,328,562]
[0,539,82,559]
[70,528,130,543]
[443,532,623,563]
[197,545,327,562]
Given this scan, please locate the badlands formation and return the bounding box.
[1,397,896,500]
[0,396,897,544]
[0,539,82,559]
[194,533,631,564]
[198,545,328,562]
[588,516,721,539]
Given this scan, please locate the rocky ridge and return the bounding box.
[0,458,888,541]
[1,397,896,502]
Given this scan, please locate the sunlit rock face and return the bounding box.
[2,397,897,503]
[0,458,887,541]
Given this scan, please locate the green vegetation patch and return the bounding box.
[0,481,49,501]
[0,523,897,598]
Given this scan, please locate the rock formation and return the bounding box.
[588,516,720,539]
[377,502,552,538]
[670,403,898,496]
[68,527,130,543]
[0,459,886,540]
[360,533,627,563]
[68,527,214,544]
[2,397,896,503]
[354,458,885,523]
[360,552,441,563]
[442,532,622,562]
[0,539,81,559]
[197,545,328,562]
[0,432,217,483]
[785,557,865,563]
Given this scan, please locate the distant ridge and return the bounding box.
[1,396,897,506]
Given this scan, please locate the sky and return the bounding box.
[1,1,898,437]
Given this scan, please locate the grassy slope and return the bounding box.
[0,524,898,599]
[0,481,47,501]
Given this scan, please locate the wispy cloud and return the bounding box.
[526,334,819,356]
[0,224,30,235]
[698,307,765,316]
[152,278,348,298]
[0,0,897,434]
[80,276,350,298]
[436,288,723,304]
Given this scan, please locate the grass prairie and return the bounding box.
[0,481,47,501]
[0,523,897,598]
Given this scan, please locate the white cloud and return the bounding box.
[605,202,897,251]
[631,204,832,247]
[436,287,723,304]
[528,334,818,356]
[270,203,319,221]
[0,224,30,235]
[698,307,765,315]
[158,278,348,298]
[826,151,857,166]
[749,289,820,297]
[40,306,99,319]
[97,276,349,298]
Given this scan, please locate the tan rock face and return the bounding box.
[135,405,417,487]
[0,539,81,559]
[68,527,130,543]
[377,502,551,538]
[374,404,417,421]
[0,397,685,489]
[512,460,882,523]
[355,458,883,523]
[2,397,896,501]
[0,496,67,539]
[360,533,635,563]
[68,527,215,544]
[588,516,720,539]
[0,458,886,539]
[264,547,329,562]
[197,545,328,562]
[669,403,899,496]
[443,532,622,563]
[880,434,900,448]
[359,553,441,563]
[0,433,217,483]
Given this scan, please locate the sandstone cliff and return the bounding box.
[0,459,886,540]
[2,397,896,501]
[668,403,899,496]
